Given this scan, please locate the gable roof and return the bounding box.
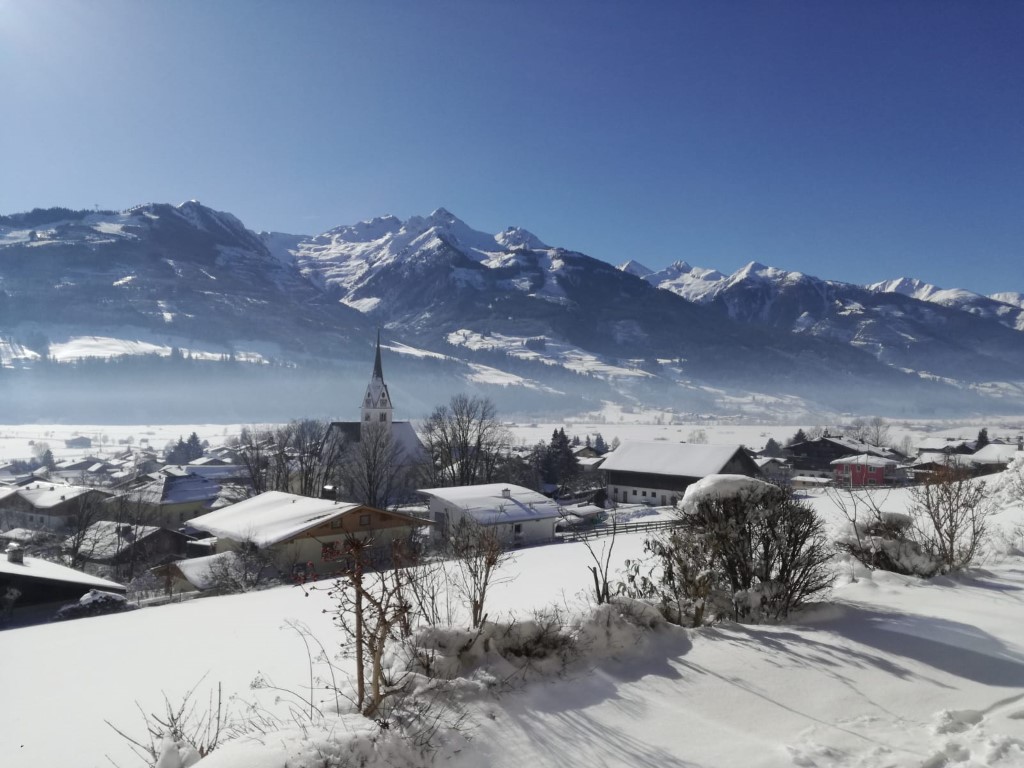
[418,483,563,525]
[14,482,106,509]
[0,552,125,592]
[599,442,748,478]
[830,454,898,468]
[187,491,425,548]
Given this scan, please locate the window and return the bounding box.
[641,491,647,497]
[331,518,343,529]
[364,413,370,421]
[513,523,523,536]
[632,489,637,496]
[359,514,371,526]
[379,413,386,422]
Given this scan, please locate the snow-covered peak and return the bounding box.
[868,277,938,300]
[991,291,1024,309]
[495,226,547,250]
[617,259,654,278]
[320,215,403,244]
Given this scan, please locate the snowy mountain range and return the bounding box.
[1,201,1021,421]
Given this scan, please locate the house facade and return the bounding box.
[419,483,562,546]
[186,490,429,576]
[830,455,903,487]
[600,442,761,507]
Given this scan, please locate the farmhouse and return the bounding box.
[0,482,112,531]
[185,490,430,576]
[785,435,897,474]
[600,442,761,507]
[419,483,563,546]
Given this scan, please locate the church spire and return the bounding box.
[361,329,393,435]
[372,328,384,380]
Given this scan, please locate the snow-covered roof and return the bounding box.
[754,456,788,467]
[969,444,1021,465]
[599,442,745,478]
[419,483,563,525]
[830,455,898,468]
[187,491,370,547]
[0,527,46,543]
[15,482,102,509]
[917,436,976,452]
[680,474,776,511]
[576,456,606,468]
[913,452,975,469]
[169,551,239,591]
[0,552,125,591]
[791,475,833,485]
[63,520,165,561]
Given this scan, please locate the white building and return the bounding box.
[419,483,563,546]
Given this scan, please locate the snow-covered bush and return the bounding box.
[624,475,835,624]
[836,511,942,577]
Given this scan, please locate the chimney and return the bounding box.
[6,543,24,565]
[501,488,511,499]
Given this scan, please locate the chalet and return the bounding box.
[0,482,112,531]
[600,442,761,507]
[1,544,125,628]
[64,436,93,449]
[785,435,897,474]
[965,443,1021,475]
[120,471,240,527]
[915,437,977,456]
[66,521,191,576]
[754,456,792,485]
[830,455,904,487]
[419,483,562,546]
[185,490,430,576]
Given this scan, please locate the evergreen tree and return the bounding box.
[185,432,204,461]
[787,429,808,447]
[593,433,608,454]
[976,428,990,450]
[762,438,783,457]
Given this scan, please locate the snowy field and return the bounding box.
[1,459,1024,767]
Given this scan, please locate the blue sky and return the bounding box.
[2,1,1021,294]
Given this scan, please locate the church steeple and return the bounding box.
[361,330,393,435]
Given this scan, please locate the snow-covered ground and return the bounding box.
[2,459,1024,767]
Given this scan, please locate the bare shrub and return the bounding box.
[448,518,511,629]
[106,679,227,767]
[911,466,993,571]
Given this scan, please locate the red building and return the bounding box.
[830,455,902,487]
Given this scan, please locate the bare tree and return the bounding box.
[337,421,412,509]
[233,420,345,498]
[327,535,419,718]
[910,466,992,571]
[448,517,510,628]
[421,395,512,487]
[62,491,108,570]
[865,416,891,448]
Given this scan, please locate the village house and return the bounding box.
[830,455,904,487]
[0,482,112,531]
[785,434,898,476]
[419,483,563,546]
[600,441,761,507]
[184,490,430,578]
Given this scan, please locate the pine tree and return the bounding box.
[977,428,990,450]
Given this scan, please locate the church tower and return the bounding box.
[360,330,393,437]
